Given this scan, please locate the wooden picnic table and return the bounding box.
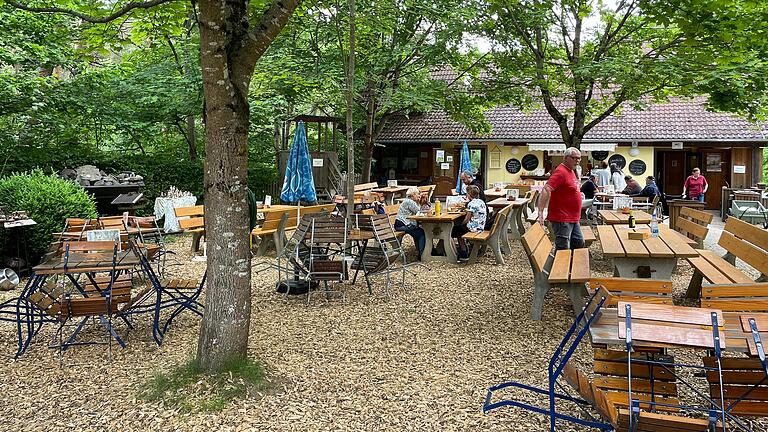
[596,224,698,279]
[258,204,299,214]
[408,212,465,263]
[590,305,763,354]
[598,209,652,224]
[371,186,411,204]
[486,197,531,250]
[33,250,140,275]
[484,188,507,201]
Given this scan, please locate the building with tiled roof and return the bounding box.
[373,96,766,209]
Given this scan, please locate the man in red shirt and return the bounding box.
[537,147,584,250]
[683,167,708,202]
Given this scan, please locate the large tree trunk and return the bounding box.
[196,0,253,372]
[195,0,300,374]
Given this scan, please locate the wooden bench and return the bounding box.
[686,217,768,298]
[703,356,768,417]
[175,205,205,252]
[675,206,713,248]
[462,204,511,265]
[354,182,379,192]
[252,204,336,256]
[251,210,291,256]
[521,222,590,319]
[587,278,673,307]
[699,282,768,311]
[563,358,716,431]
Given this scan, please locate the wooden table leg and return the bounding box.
[499,216,512,254]
[507,207,521,240]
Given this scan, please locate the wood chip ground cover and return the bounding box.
[0,235,765,431]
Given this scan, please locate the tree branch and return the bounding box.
[6,0,178,23]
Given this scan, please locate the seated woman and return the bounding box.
[393,187,426,260]
[451,185,487,262]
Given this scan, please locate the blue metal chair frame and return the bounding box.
[621,303,755,431]
[121,241,204,346]
[0,242,132,358]
[483,289,613,431]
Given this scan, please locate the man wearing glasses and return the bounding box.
[537,147,585,250]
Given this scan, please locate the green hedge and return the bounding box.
[0,170,97,264]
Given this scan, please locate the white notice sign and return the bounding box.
[734,165,746,174]
[440,163,450,170]
[312,158,324,167]
[436,150,445,162]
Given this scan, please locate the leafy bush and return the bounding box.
[0,170,97,264]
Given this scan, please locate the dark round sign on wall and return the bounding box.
[591,151,609,161]
[628,159,647,175]
[521,154,539,171]
[608,154,626,169]
[505,158,521,174]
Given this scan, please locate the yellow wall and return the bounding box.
[438,142,655,185]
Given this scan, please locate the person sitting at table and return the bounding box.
[459,170,486,201]
[580,174,598,199]
[394,187,426,260]
[451,185,487,262]
[633,176,661,198]
[621,175,642,195]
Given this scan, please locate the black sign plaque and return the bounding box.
[505,158,521,174]
[521,154,539,171]
[628,159,647,175]
[591,151,609,161]
[608,154,626,169]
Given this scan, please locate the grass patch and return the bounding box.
[138,358,268,412]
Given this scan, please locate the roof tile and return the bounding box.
[377,97,767,142]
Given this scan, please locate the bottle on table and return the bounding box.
[435,199,441,216]
[628,210,636,228]
[650,211,659,238]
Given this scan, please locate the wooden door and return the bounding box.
[700,149,730,209]
[431,148,459,180]
[661,152,686,195]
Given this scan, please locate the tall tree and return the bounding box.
[472,0,718,148]
[646,0,768,120]
[328,0,471,181]
[8,0,300,372]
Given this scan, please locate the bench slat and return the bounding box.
[569,248,590,282]
[698,250,755,283]
[548,250,571,283]
[718,231,768,276]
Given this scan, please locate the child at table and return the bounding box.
[451,185,487,262]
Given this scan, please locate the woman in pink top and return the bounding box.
[683,167,708,202]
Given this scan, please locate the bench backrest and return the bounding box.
[258,210,290,232]
[587,278,673,307]
[675,206,712,245]
[699,282,768,311]
[521,222,552,272]
[63,240,117,263]
[703,356,768,417]
[592,348,679,414]
[719,217,768,276]
[175,205,205,230]
[354,182,379,192]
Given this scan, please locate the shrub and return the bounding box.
[0,169,97,264]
